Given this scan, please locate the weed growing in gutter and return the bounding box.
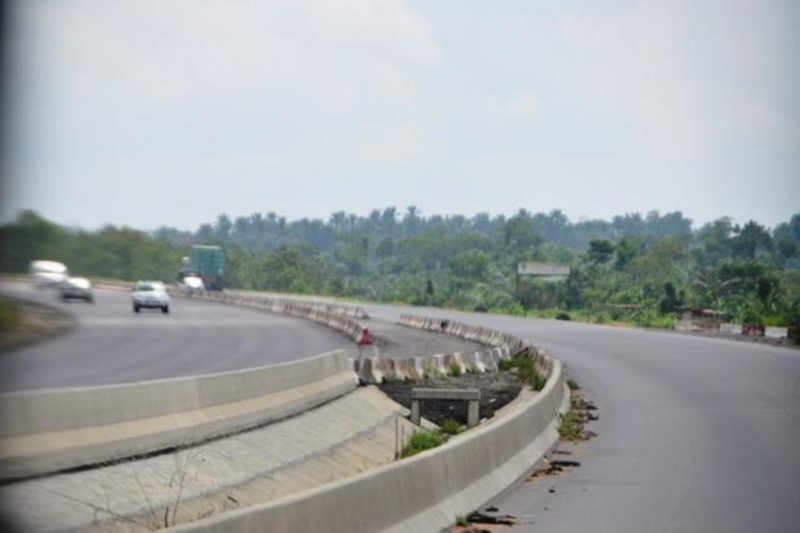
[558,390,598,441]
[402,430,447,457]
[439,419,465,436]
[558,410,585,440]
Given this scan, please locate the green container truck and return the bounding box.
[184,245,226,290]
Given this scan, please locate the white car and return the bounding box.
[59,277,94,303]
[30,260,69,288]
[132,281,170,314]
[179,275,205,296]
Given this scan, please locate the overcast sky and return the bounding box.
[2,0,798,231]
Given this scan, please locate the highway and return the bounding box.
[0,283,354,392]
[362,303,800,533]
[2,285,799,532]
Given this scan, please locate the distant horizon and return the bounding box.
[6,205,796,234]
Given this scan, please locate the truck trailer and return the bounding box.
[181,245,226,291]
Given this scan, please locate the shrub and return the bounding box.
[423,364,444,380]
[448,362,463,377]
[497,358,515,372]
[498,353,548,391]
[531,372,547,391]
[440,419,465,435]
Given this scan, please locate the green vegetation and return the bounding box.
[439,419,466,436]
[3,208,799,330]
[448,362,463,377]
[402,430,447,458]
[423,364,444,380]
[499,354,548,391]
[0,299,20,335]
[558,409,585,440]
[559,389,596,441]
[1,211,182,282]
[402,420,466,457]
[566,379,580,391]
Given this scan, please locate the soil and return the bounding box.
[378,372,523,426]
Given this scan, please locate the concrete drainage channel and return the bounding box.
[0,288,568,532]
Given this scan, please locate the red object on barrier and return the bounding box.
[359,328,374,346]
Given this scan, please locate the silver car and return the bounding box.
[132,281,170,314]
[59,277,94,303]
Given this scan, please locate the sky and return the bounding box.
[2,0,798,231]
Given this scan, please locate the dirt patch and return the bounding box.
[529,458,581,481]
[450,508,522,532]
[0,296,76,353]
[378,372,522,426]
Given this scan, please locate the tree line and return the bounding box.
[2,208,799,328]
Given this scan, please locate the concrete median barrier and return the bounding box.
[0,349,357,480]
[400,313,539,369]
[169,357,569,533]
[355,314,547,384]
[198,291,368,343]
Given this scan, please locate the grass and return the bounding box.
[635,314,677,329]
[402,430,447,458]
[566,378,580,391]
[506,307,680,331]
[448,362,463,377]
[0,298,20,335]
[558,391,589,440]
[498,353,548,391]
[558,409,585,439]
[401,419,467,458]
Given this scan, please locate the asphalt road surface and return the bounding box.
[362,303,800,533]
[2,284,798,532]
[0,282,354,392]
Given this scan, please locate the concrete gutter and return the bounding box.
[168,357,569,533]
[1,388,419,532]
[0,349,356,480]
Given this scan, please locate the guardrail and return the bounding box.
[170,353,569,532]
[0,349,356,480]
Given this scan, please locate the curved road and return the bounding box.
[0,282,353,392]
[2,284,799,531]
[362,303,800,533]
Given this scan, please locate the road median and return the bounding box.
[0,349,356,480]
